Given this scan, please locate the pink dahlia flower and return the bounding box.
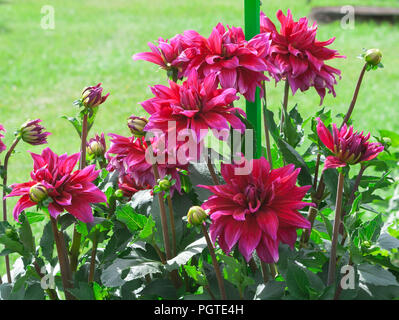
[0,124,6,153]
[175,23,274,101]
[260,10,344,104]
[199,157,312,263]
[133,32,200,80]
[316,118,384,170]
[6,147,107,223]
[141,70,245,142]
[106,134,187,194]
[118,174,151,200]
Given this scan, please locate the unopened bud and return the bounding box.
[19,119,50,145]
[114,189,124,198]
[159,179,171,191]
[127,116,148,137]
[187,206,208,226]
[365,48,382,66]
[29,183,48,203]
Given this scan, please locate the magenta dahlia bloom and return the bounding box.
[0,124,6,154]
[199,158,312,263]
[175,23,273,101]
[6,147,107,223]
[316,118,384,170]
[260,10,344,104]
[118,174,151,199]
[19,119,51,145]
[141,70,245,142]
[133,32,200,79]
[106,135,187,194]
[81,83,110,108]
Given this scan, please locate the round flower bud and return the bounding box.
[87,140,105,157]
[81,83,109,108]
[127,116,148,137]
[159,179,171,191]
[365,48,382,66]
[19,119,50,146]
[187,206,208,226]
[29,183,48,203]
[114,189,124,198]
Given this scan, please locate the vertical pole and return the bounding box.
[244,0,262,159]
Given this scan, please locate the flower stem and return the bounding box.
[262,81,273,166]
[88,233,98,283]
[206,151,220,185]
[341,63,367,128]
[201,224,227,300]
[167,195,177,257]
[50,216,74,300]
[279,80,290,134]
[2,137,20,283]
[70,112,89,273]
[327,171,345,286]
[33,260,59,300]
[152,163,172,260]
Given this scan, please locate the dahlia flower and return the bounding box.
[106,134,187,194]
[0,124,6,153]
[81,83,110,108]
[6,147,107,223]
[260,10,344,104]
[141,70,245,142]
[316,118,384,170]
[199,157,312,263]
[118,174,151,199]
[19,119,51,146]
[132,33,200,80]
[176,23,273,101]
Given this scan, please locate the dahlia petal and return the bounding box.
[65,200,94,223]
[224,219,243,252]
[238,216,262,262]
[278,227,298,249]
[316,118,334,151]
[324,156,347,170]
[13,195,35,222]
[256,210,279,240]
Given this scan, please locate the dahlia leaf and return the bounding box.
[254,281,286,300]
[165,237,207,271]
[286,263,310,299]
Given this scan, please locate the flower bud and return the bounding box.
[187,206,208,226]
[159,179,171,191]
[87,133,106,157]
[127,116,148,137]
[81,83,109,108]
[19,119,50,145]
[365,48,382,66]
[114,189,124,198]
[29,183,48,203]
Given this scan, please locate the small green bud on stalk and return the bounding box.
[127,116,148,137]
[114,189,124,198]
[159,179,171,191]
[29,183,48,203]
[187,206,208,226]
[365,48,382,66]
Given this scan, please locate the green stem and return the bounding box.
[206,151,220,185]
[2,137,20,283]
[327,171,345,286]
[167,195,177,257]
[88,233,98,283]
[70,112,89,272]
[279,80,290,135]
[50,216,74,300]
[341,63,367,128]
[201,224,227,300]
[262,81,273,166]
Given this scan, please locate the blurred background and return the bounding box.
[0,0,398,271]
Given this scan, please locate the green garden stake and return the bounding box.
[244,0,262,159]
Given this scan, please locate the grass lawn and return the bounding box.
[1,0,398,273]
